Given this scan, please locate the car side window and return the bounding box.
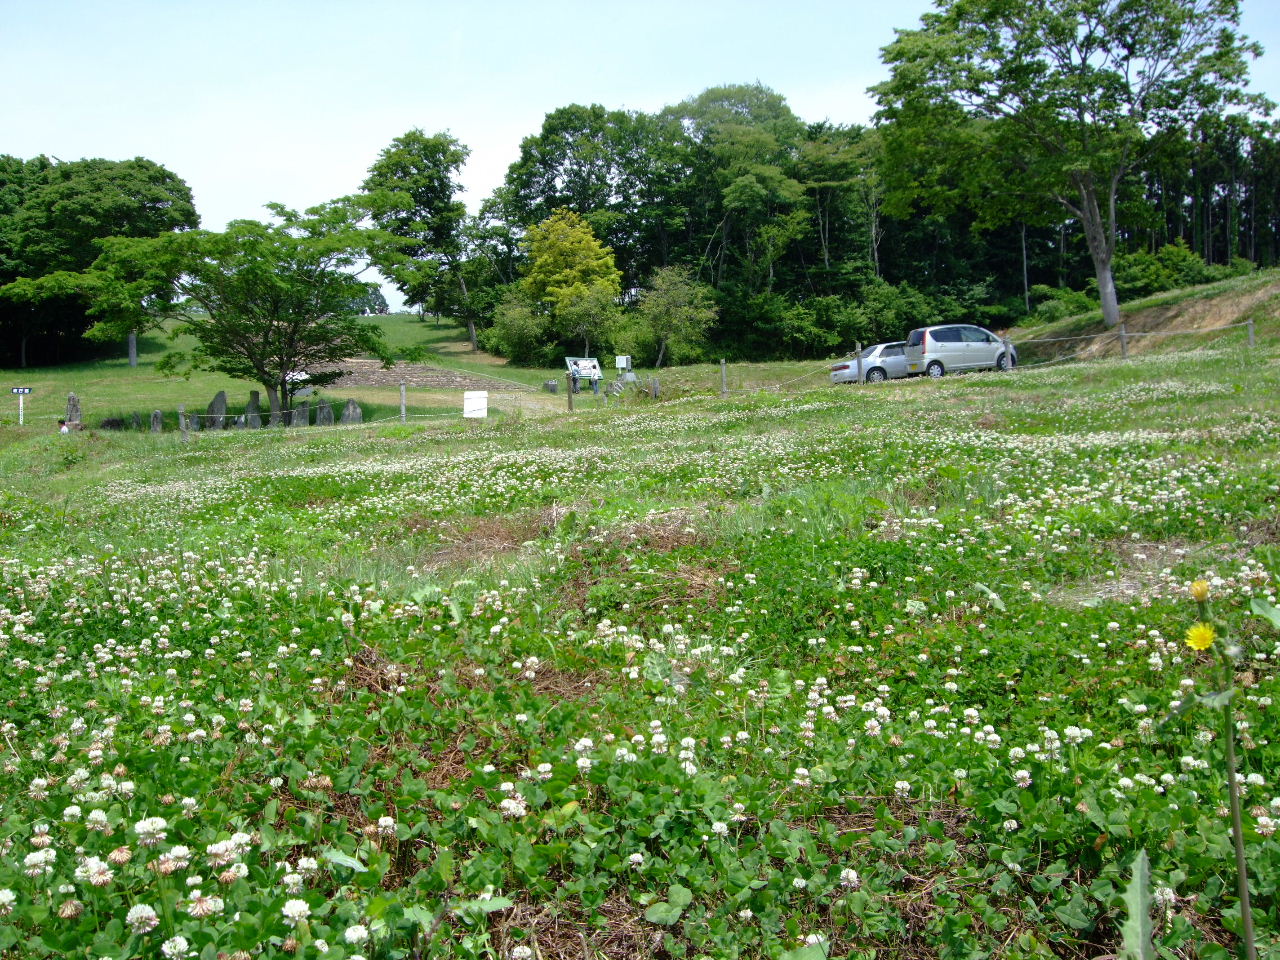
[960,326,990,343]
[882,345,904,357]
[932,327,961,343]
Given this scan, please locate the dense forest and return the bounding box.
[2,0,1275,367]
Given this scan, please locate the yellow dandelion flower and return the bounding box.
[1189,580,1210,603]
[1185,622,1216,652]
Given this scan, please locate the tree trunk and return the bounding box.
[655,336,668,370]
[1071,177,1122,329]
[19,336,27,369]
[456,271,477,351]
[264,384,284,426]
[128,329,138,368]
[1095,258,1121,329]
[1020,223,1030,314]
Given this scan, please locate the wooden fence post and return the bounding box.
[855,343,863,384]
[566,375,574,412]
[720,359,728,397]
[1248,316,1256,350]
[1119,323,1129,359]
[178,404,188,443]
[399,382,407,423]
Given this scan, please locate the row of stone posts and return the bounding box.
[66,391,364,434]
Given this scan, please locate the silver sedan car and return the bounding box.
[830,341,910,384]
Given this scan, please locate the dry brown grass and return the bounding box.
[405,505,573,571]
[492,897,665,959]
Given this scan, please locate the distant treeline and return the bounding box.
[3,82,1277,367]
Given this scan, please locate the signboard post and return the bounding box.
[11,387,31,426]
[462,391,488,419]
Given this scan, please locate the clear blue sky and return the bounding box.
[4,0,1278,231]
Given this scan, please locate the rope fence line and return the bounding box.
[25,316,1264,432]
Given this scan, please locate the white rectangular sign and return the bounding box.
[462,391,488,419]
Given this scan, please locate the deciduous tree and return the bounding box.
[75,200,392,419]
[362,131,472,340]
[874,0,1268,327]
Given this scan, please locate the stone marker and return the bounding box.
[542,379,559,394]
[150,410,163,432]
[206,390,228,430]
[290,400,309,427]
[189,411,201,432]
[315,401,334,426]
[66,393,82,425]
[245,391,262,429]
[339,399,362,424]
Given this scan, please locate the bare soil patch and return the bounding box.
[308,358,532,391]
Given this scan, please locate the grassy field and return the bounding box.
[0,314,1277,959]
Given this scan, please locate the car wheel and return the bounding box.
[926,361,945,378]
[996,352,1010,371]
[865,367,887,383]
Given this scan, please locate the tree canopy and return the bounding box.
[362,130,472,338]
[0,155,197,365]
[873,0,1268,327]
[80,200,392,418]
[520,208,622,313]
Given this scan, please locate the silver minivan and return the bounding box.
[904,324,1016,378]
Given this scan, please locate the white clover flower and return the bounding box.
[133,816,168,846]
[839,868,861,889]
[282,898,311,926]
[282,872,304,893]
[23,849,56,877]
[1257,816,1277,838]
[711,821,729,836]
[344,924,370,944]
[1003,819,1019,832]
[894,780,912,798]
[499,794,528,818]
[74,856,114,887]
[296,856,320,876]
[629,852,644,868]
[160,935,190,959]
[1014,769,1033,789]
[0,889,15,916]
[1153,885,1177,909]
[511,948,533,960]
[792,876,808,889]
[377,816,396,837]
[185,890,224,918]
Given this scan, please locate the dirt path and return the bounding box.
[308,359,534,391]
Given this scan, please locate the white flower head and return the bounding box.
[282,898,311,926]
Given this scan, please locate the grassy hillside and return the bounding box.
[1012,268,1280,364]
[0,338,1276,959]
